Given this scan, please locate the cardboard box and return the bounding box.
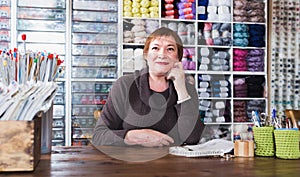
[234,140,254,157]
[0,116,41,172]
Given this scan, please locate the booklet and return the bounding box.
[169,139,234,157]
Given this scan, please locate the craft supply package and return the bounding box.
[0,116,41,172]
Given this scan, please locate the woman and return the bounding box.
[92,27,204,147]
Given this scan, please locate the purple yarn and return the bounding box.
[246,56,264,62]
[248,49,264,56]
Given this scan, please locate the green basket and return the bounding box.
[274,130,300,159]
[253,126,275,157]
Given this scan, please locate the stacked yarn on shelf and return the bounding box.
[123,0,159,18]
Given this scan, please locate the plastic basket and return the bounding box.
[274,129,300,159]
[253,126,275,156]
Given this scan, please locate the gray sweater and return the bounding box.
[92,67,204,146]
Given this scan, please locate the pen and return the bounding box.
[271,108,276,127]
[252,111,261,127]
[34,52,41,81]
[51,54,58,81]
[13,48,18,81]
[28,53,37,81]
[6,51,12,85]
[3,57,9,86]
[44,54,52,82]
[39,52,47,81]
[52,55,60,81]
[286,118,291,129]
[22,34,26,56]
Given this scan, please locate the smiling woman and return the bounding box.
[92,27,205,148]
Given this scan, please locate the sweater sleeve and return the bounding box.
[91,77,130,146]
[175,82,205,145]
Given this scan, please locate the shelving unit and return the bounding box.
[270,0,300,114]
[0,1,11,51]
[70,0,119,146]
[120,0,269,142]
[2,0,268,146]
[15,0,68,146]
[3,0,120,146]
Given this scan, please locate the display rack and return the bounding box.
[5,0,119,146]
[270,0,300,115]
[15,0,68,146]
[70,0,118,146]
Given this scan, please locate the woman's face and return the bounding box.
[145,36,179,76]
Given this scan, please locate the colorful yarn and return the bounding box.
[233,38,249,47]
[234,23,249,32]
[233,48,248,57]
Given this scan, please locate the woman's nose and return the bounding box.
[157,48,166,58]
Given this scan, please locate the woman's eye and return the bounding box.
[151,47,158,50]
[167,48,175,51]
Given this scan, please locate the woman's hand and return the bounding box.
[166,62,190,100]
[124,129,174,147]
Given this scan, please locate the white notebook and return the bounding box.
[169,139,234,157]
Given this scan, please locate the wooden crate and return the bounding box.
[0,116,41,172]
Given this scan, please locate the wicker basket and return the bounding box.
[274,130,300,159]
[253,126,275,156]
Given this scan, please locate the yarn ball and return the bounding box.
[151,0,159,6]
[123,5,132,12]
[132,1,141,8]
[140,0,150,8]
[123,0,132,6]
[165,0,174,3]
[234,24,249,32]
[233,38,249,47]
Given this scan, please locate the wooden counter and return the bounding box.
[1,146,300,177]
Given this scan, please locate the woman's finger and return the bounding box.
[173,62,183,69]
[161,134,174,144]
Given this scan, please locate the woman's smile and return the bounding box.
[155,61,170,65]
